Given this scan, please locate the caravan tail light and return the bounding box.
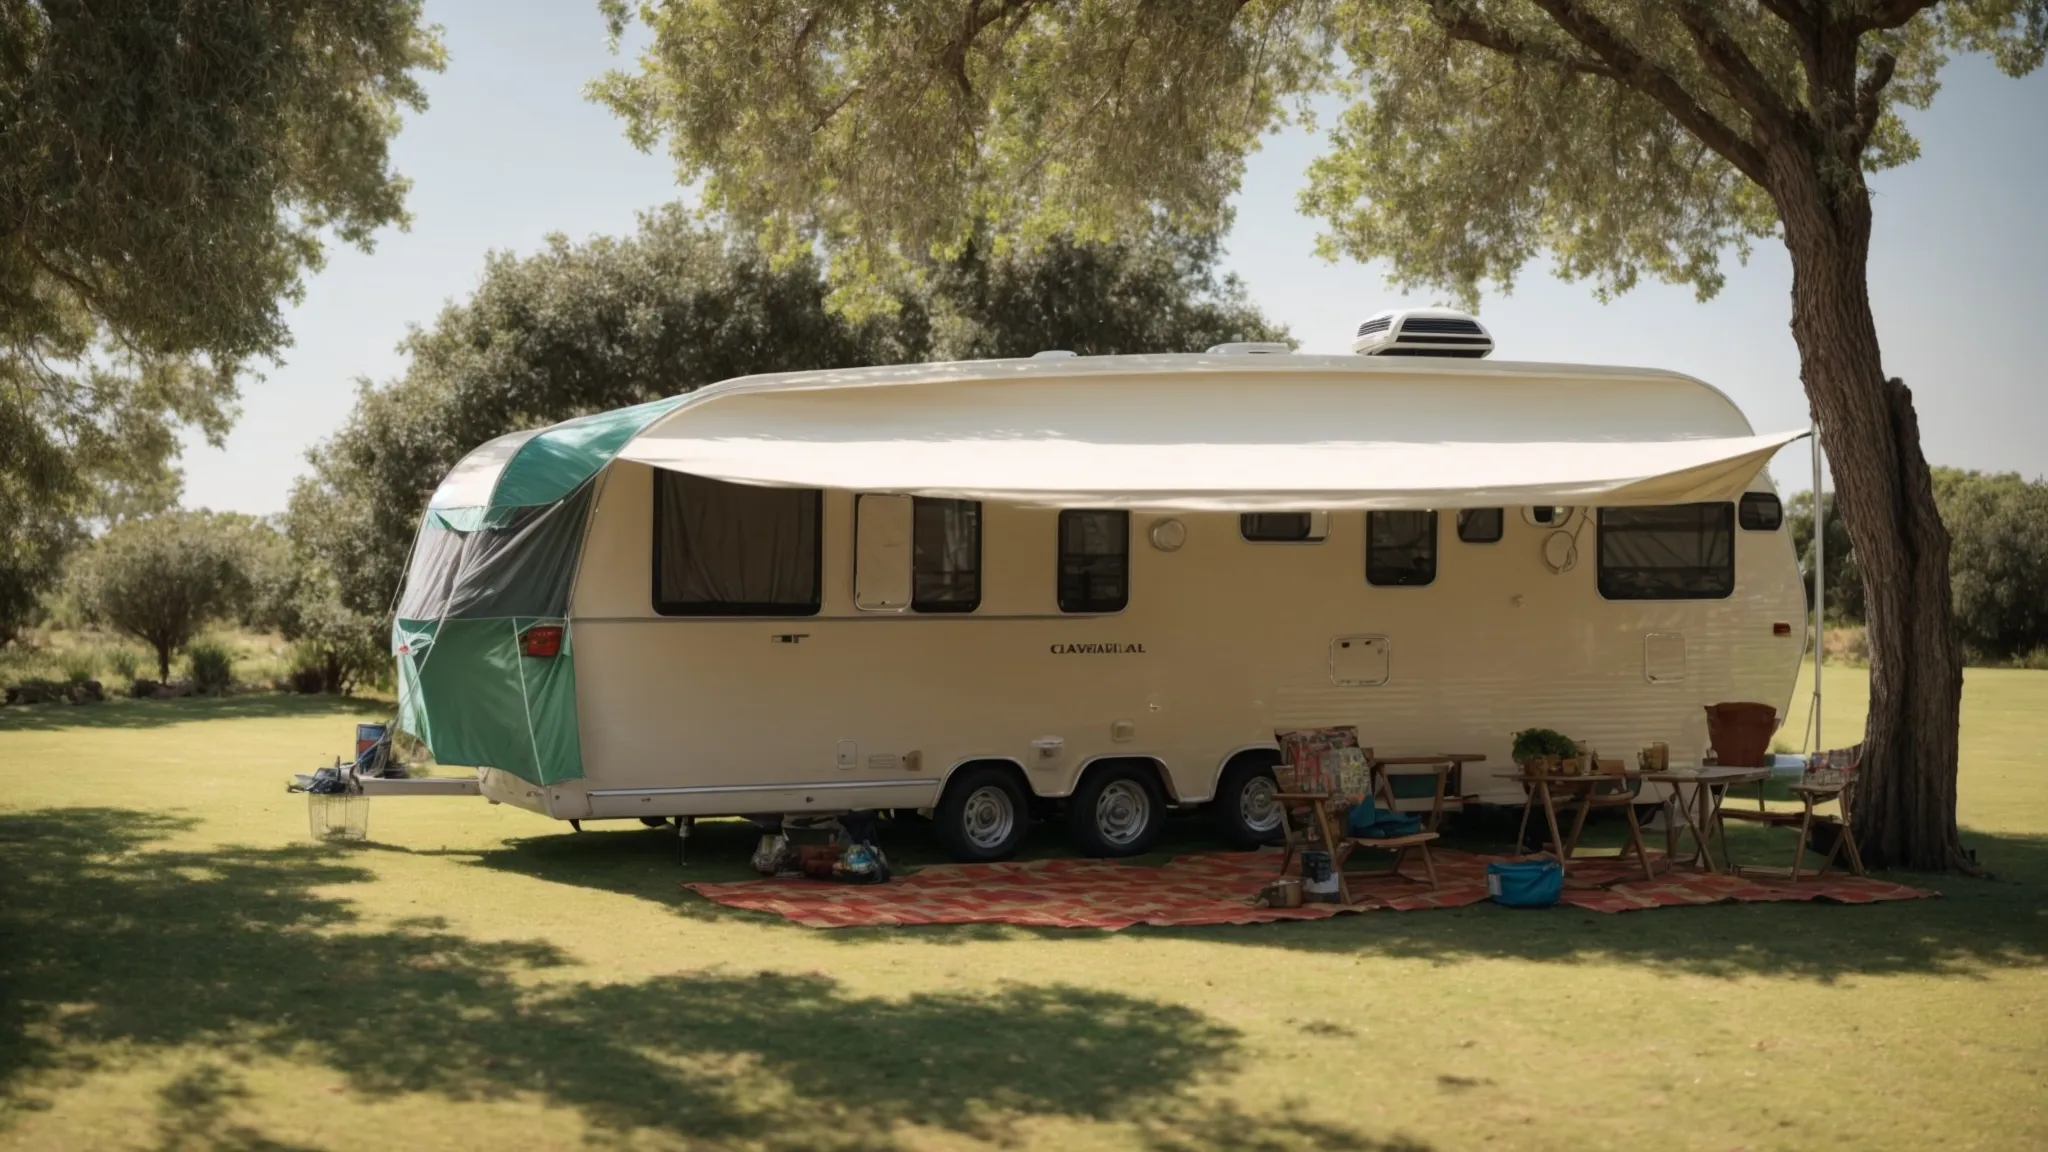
[1773,622,1794,636]
[519,624,564,658]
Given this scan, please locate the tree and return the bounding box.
[293,208,1280,663]
[1935,470,2048,663]
[74,513,250,681]
[595,2,2048,871]
[1,1,443,644]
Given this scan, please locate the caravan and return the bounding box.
[384,310,1809,862]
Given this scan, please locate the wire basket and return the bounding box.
[308,792,368,842]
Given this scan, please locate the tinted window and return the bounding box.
[1058,510,1129,613]
[1241,512,1317,542]
[1597,503,1735,600]
[1367,511,1438,586]
[1456,508,1504,544]
[913,498,981,612]
[654,471,822,616]
[1739,492,1783,531]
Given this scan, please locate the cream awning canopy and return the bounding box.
[610,354,1806,511]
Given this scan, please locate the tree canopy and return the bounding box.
[73,512,252,681]
[0,0,443,643]
[594,1,2042,302]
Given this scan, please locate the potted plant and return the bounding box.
[1512,728,1580,775]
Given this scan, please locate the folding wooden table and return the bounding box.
[1641,766,1770,873]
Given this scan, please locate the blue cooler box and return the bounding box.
[1487,860,1563,908]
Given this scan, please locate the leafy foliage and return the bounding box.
[0,0,443,645]
[594,2,2044,305]
[184,641,236,697]
[1787,489,1867,624]
[1792,470,2048,662]
[292,208,1280,661]
[72,513,252,681]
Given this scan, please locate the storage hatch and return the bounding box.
[1330,635,1390,687]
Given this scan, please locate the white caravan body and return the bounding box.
[398,351,1809,857]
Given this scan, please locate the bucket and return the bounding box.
[1301,850,1340,902]
[1486,860,1562,908]
[308,793,368,842]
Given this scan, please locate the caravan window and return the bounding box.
[1597,503,1735,600]
[1241,513,1322,542]
[1058,509,1129,613]
[653,471,822,616]
[913,498,981,612]
[1367,511,1438,586]
[1456,508,1504,544]
[1739,492,1783,531]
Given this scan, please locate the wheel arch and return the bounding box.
[1073,755,1177,803]
[1210,745,1283,801]
[938,756,1032,802]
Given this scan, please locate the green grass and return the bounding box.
[1,673,2045,1152]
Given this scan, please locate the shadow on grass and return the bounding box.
[0,807,1424,1152]
[432,808,2048,983]
[0,693,384,733]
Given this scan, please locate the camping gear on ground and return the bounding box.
[1255,878,1306,908]
[1274,727,1443,900]
[306,793,369,842]
[1487,859,1563,908]
[751,833,795,876]
[1300,850,1340,902]
[797,843,840,880]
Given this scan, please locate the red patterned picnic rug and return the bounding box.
[683,849,1936,930]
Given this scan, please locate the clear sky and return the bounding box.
[177,0,2048,515]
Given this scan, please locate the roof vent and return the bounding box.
[1205,341,1293,355]
[1352,308,1494,359]
[1031,349,1078,359]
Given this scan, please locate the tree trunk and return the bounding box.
[155,642,171,683]
[1771,157,1974,873]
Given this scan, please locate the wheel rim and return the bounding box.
[961,785,1017,850]
[1095,780,1153,847]
[1239,774,1281,834]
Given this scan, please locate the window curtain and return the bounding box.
[655,471,821,613]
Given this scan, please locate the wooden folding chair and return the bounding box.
[1562,758,1657,882]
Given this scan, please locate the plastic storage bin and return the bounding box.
[1486,859,1562,908]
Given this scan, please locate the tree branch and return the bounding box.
[1845,1,1942,33]
[1756,0,1818,34]
[1673,0,1805,139]
[1426,1,1621,80]
[1850,50,1898,152]
[1524,0,1771,184]
[940,0,1038,99]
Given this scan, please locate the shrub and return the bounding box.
[108,647,142,680]
[1824,626,1869,667]
[185,642,235,696]
[56,647,99,685]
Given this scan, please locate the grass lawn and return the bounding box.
[2,671,2044,1152]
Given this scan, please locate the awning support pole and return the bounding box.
[1812,421,1825,754]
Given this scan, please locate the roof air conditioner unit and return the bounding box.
[1351,308,1494,359]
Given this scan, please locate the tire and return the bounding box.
[1067,763,1166,858]
[1212,758,1284,849]
[639,816,671,828]
[934,765,1030,862]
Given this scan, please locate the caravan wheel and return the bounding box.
[1067,764,1165,858]
[934,765,1029,862]
[1212,758,1284,849]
